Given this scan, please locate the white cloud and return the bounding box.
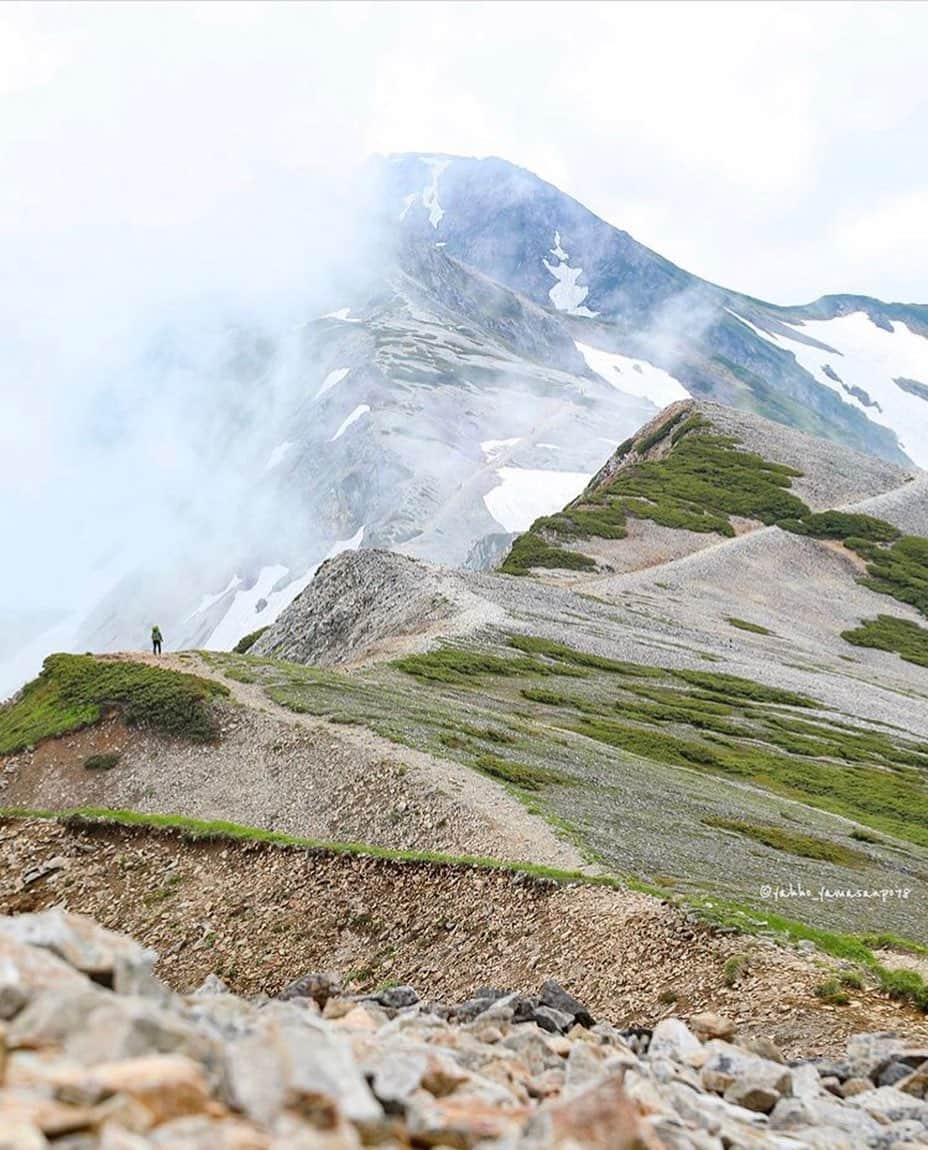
[1,0,927,617]
[833,189,928,296]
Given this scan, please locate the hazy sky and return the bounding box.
[4,0,927,312]
[2,0,927,617]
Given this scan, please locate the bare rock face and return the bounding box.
[253,550,462,666]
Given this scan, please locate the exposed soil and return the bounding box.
[3,816,928,1060]
[0,652,587,873]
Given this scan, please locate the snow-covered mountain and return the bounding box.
[379,153,928,468]
[6,152,928,690]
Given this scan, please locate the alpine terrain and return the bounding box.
[5,154,928,1150]
[7,153,928,692]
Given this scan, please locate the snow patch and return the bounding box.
[483,468,591,533]
[399,193,417,222]
[481,437,521,459]
[321,307,361,323]
[537,443,560,450]
[575,341,689,405]
[331,404,371,442]
[203,565,288,652]
[264,441,295,471]
[185,576,243,622]
[316,367,350,399]
[723,308,780,343]
[550,230,568,261]
[730,310,928,467]
[543,231,597,317]
[421,158,450,228]
[204,528,365,652]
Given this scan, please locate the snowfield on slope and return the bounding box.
[483,467,591,532]
[331,404,371,442]
[315,367,351,399]
[321,308,361,323]
[730,311,928,467]
[480,437,521,459]
[186,576,243,622]
[204,528,365,651]
[422,157,450,228]
[575,341,690,406]
[543,231,598,317]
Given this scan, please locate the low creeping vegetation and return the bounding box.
[394,646,587,685]
[695,897,928,1013]
[727,617,773,636]
[842,615,928,668]
[497,410,928,629]
[500,412,806,573]
[207,637,928,938]
[83,753,121,771]
[704,817,869,867]
[0,654,228,754]
[723,953,750,987]
[501,532,597,575]
[813,977,851,1006]
[848,536,928,617]
[233,627,269,655]
[472,753,574,791]
[0,806,621,888]
[389,634,928,849]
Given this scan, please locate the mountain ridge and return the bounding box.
[5,152,928,696]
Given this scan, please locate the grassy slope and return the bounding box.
[842,616,928,669]
[498,410,928,650]
[0,654,228,754]
[206,638,928,914]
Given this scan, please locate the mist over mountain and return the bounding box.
[4,152,927,697]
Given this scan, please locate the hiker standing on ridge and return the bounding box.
[151,625,163,656]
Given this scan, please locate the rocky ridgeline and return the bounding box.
[3,913,928,1148]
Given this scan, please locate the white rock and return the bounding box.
[648,1019,703,1061]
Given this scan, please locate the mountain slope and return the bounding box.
[380,153,928,466]
[500,398,918,578]
[239,402,928,940]
[8,152,928,695]
[67,238,658,666]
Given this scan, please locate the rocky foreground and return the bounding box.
[3,912,928,1148]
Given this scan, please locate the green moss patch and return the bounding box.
[568,712,928,848]
[502,423,809,574]
[786,511,901,544]
[814,978,851,1005]
[671,669,813,708]
[473,754,574,791]
[704,817,868,867]
[500,532,596,575]
[0,806,616,887]
[507,634,663,676]
[727,617,773,635]
[856,536,928,618]
[842,615,928,668]
[390,634,928,848]
[394,646,587,685]
[0,654,228,754]
[233,627,269,654]
[497,410,928,630]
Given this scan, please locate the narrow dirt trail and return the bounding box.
[111,650,592,873]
